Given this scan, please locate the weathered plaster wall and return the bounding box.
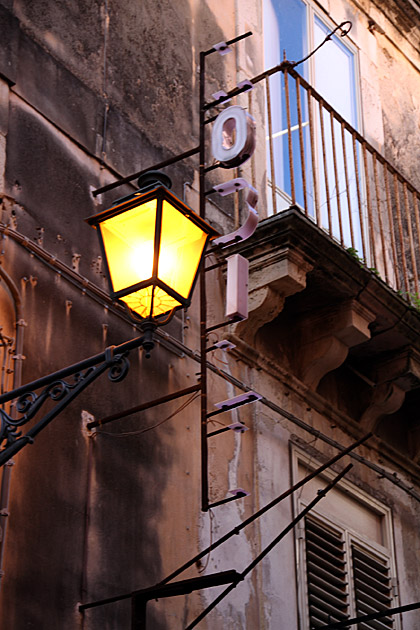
[1,0,420,628]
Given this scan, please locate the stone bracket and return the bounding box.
[232,247,312,345]
[360,349,420,436]
[297,300,375,389]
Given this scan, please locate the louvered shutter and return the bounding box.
[305,517,350,628]
[352,546,394,630]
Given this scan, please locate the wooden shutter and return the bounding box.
[305,517,350,628]
[352,546,394,630]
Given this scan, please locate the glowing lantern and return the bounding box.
[86,172,218,321]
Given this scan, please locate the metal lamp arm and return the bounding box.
[0,333,149,467]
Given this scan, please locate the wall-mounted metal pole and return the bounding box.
[199,48,209,512]
[319,601,420,629]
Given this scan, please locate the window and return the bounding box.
[293,451,400,630]
[263,0,365,256]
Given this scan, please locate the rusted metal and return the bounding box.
[248,90,257,189]
[384,165,399,290]
[296,77,308,214]
[319,601,420,630]
[362,144,377,269]
[185,464,353,630]
[199,49,209,512]
[265,77,278,214]
[318,99,332,235]
[307,88,320,224]
[330,111,344,245]
[87,384,201,429]
[404,183,419,295]
[92,145,200,197]
[394,173,410,293]
[284,68,296,204]
[372,153,389,283]
[340,122,355,249]
[413,192,420,277]
[352,133,366,260]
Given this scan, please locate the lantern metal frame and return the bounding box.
[86,176,219,325]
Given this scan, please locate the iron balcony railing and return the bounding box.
[264,65,420,300]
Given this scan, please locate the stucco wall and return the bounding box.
[0,0,420,629]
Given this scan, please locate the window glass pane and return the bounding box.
[264,0,310,214]
[264,0,307,70]
[313,15,358,127]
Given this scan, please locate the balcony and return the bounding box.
[264,65,420,303]
[220,65,420,466]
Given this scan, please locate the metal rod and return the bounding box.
[204,83,257,111]
[404,183,419,295]
[207,493,247,509]
[131,597,147,630]
[319,100,332,235]
[87,384,201,429]
[373,153,388,283]
[308,87,320,225]
[0,360,112,466]
[341,122,355,249]
[199,49,209,513]
[394,173,409,293]
[203,31,252,57]
[330,111,344,245]
[352,133,366,261]
[155,433,371,588]
[135,571,241,600]
[284,68,296,205]
[206,426,230,437]
[296,76,308,214]
[92,146,200,197]
[384,165,399,289]
[0,335,145,405]
[78,435,369,613]
[318,600,420,629]
[205,317,241,333]
[413,193,420,289]
[362,143,377,269]
[184,464,352,630]
[248,91,256,189]
[265,77,277,214]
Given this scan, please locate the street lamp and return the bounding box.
[0,171,218,464]
[86,171,218,327]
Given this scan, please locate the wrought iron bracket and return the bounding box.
[0,333,149,467]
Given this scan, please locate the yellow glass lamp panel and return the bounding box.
[100,199,157,293]
[158,200,207,299]
[122,286,182,319]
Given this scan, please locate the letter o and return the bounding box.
[211,105,256,168]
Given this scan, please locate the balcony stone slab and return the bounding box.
[221,207,420,462]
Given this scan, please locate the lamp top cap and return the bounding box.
[137,171,172,192]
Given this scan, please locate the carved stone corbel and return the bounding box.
[297,300,375,389]
[360,349,420,437]
[232,247,312,345]
[360,382,406,432]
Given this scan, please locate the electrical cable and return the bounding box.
[96,392,200,438]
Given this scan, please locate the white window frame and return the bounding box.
[291,446,400,630]
[263,0,366,226]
